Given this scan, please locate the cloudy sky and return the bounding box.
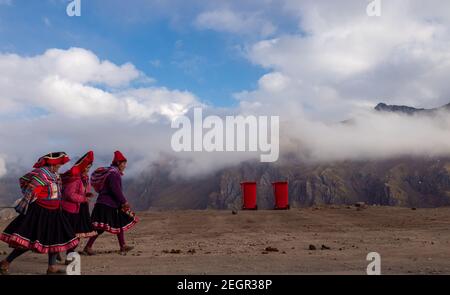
[1,0,450,178]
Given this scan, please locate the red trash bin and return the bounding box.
[272,181,289,210]
[241,182,257,210]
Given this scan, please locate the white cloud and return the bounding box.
[231,0,450,162]
[280,109,450,162]
[0,48,205,175]
[258,72,291,93]
[42,48,142,87]
[0,48,199,122]
[238,0,450,120]
[195,9,276,37]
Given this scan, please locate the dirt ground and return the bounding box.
[1,205,450,275]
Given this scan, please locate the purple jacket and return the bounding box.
[95,169,127,208]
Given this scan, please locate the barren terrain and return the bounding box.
[1,206,450,275]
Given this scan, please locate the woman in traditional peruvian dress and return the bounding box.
[61,151,97,260]
[83,151,138,255]
[0,152,78,275]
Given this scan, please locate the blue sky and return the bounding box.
[0,0,269,107]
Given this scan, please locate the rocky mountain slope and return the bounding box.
[0,176,19,207]
[123,157,450,210]
[374,102,450,114]
[123,101,450,210]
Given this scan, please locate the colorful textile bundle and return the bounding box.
[15,167,62,215]
[91,166,122,193]
[91,167,112,193]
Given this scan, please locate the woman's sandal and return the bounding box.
[0,261,9,275]
[119,245,134,255]
[81,247,96,256]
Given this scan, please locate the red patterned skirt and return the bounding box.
[0,202,79,253]
[63,203,97,238]
[91,203,138,234]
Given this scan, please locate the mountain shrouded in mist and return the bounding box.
[119,103,450,210]
[1,101,450,211]
[1,102,450,210]
[124,157,450,210]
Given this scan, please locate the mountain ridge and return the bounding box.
[374,101,450,114]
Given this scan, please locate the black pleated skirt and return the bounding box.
[91,203,138,234]
[63,203,97,238]
[0,202,79,253]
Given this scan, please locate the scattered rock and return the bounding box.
[232,210,238,215]
[411,208,417,211]
[187,249,196,254]
[261,251,269,254]
[354,202,367,209]
[162,249,182,254]
[321,245,331,250]
[265,247,279,252]
[309,245,317,251]
[281,251,286,254]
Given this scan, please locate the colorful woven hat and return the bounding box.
[112,150,127,165]
[68,151,94,175]
[33,152,70,168]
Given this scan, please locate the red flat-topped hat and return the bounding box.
[33,152,70,168]
[112,150,127,165]
[68,151,94,175]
